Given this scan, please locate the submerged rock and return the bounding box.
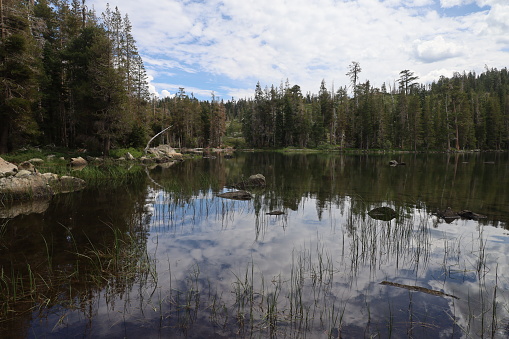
[217,190,252,200]
[368,206,398,221]
[266,210,284,215]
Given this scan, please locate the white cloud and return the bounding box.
[413,36,464,63]
[440,0,475,8]
[87,0,509,98]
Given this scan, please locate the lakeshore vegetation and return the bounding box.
[1,1,508,155]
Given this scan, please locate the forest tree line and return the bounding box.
[0,0,227,154]
[1,2,508,154]
[232,65,509,151]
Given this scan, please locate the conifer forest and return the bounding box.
[1,0,508,154]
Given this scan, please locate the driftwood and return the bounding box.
[380,281,459,299]
[266,210,284,215]
[144,126,172,154]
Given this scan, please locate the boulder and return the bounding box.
[217,190,252,200]
[266,210,284,215]
[436,207,460,223]
[28,158,44,164]
[15,170,33,178]
[0,157,18,178]
[458,210,487,220]
[51,175,87,194]
[18,161,36,172]
[70,157,88,167]
[0,171,86,201]
[147,145,182,159]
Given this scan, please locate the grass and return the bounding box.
[0,221,152,324]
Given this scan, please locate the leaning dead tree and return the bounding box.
[144,126,172,154]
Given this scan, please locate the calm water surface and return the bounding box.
[1,152,509,338]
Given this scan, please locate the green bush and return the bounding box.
[109,147,143,159]
[222,137,247,149]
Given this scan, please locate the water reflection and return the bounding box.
[1,152,509,338]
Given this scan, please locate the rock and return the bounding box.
[51,176,87,194]
[458,210,487,220]
[18,161,36,172]
[140,156,155,164]
[233,174,266,189]
[28,158,44,164]
[1,174,53,199]
[15,170,33,178]
[70,157,88,167]
[155,156,173,164]
[125,152,135,160]
[217,190,252,200]
[436,207,460,223]
[0,172,86,201]
[0,157,18,178]
[266,210,284,215]
[368,207,398,221]
[389,160,398,166]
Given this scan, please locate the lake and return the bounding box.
[1,151,509,338]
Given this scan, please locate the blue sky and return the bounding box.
[87,0,509,100]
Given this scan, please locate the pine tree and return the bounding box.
[0,0,42,153]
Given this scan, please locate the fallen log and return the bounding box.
[380,281,459,299]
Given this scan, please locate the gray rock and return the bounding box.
[0,157,18,178]
[15,170,32,178]
[28,158,44,164]
[70,156,88,167]
[0,172,86,201]
[51,176,86,194]
[19,161,37,172]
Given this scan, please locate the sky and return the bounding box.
[86,0,509,101]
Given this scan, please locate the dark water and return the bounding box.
[1,152,509,338]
